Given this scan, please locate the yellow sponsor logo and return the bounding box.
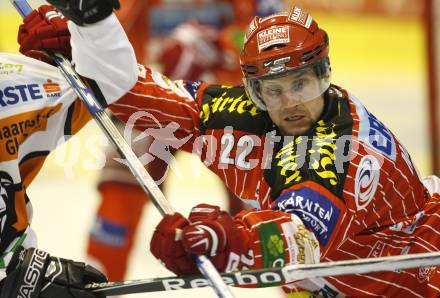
[0,63,23,75]
[294,224,319,264]
[275,136,303,184]
[308,120,338,186]
[267,234,284,257]
[276,120,338,186]
[200,87,260,124]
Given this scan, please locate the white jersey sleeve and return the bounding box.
[68,13,138,104]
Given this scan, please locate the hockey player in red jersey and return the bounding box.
[112,7,440,297]
[0,2,138,297]
[87,0,286,282]
[29,1,440,297]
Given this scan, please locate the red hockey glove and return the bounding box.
[150,204,246,276]
[18,5,71,64]
[150,213,198,275]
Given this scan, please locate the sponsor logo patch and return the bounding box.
[0,63,23,75]
[310,121,339,187]
[280,222,299,264]
[0,83,43,107]
[257,222,285,267]
[274,137,304,185]
[263,57,291,68]
[200,90,260,125]
[274,188,340,246]
[43,80,60,93]
[43,79,61,99]
[257,25,290,52]
[245,17,259,43]
[354,155,380,210]
[0,105,62,159]
[351,94,396,160]
[288,7,313,29]
[0,79,62,108]
[275,121,340,189]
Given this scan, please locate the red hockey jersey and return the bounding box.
[110,65,440,297]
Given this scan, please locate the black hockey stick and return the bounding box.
[86,251,440,295]
[10,1,234,297]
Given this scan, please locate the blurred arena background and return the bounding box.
[0,0,438,297]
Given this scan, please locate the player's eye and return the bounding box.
[265,88,282,96]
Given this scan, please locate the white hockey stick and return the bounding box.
[86,251,440,295]
[10,1,234,297]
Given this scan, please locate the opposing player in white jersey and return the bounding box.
[0,2,137,297]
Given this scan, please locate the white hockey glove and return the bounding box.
[0,246,107,298]
[46,0,120,25]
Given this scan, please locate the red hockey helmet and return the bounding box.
[240,6,331,110]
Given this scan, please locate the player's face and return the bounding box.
[261,71,325,136]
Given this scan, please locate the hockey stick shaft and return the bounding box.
[86,250,440,295]
[10,1,234,297]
